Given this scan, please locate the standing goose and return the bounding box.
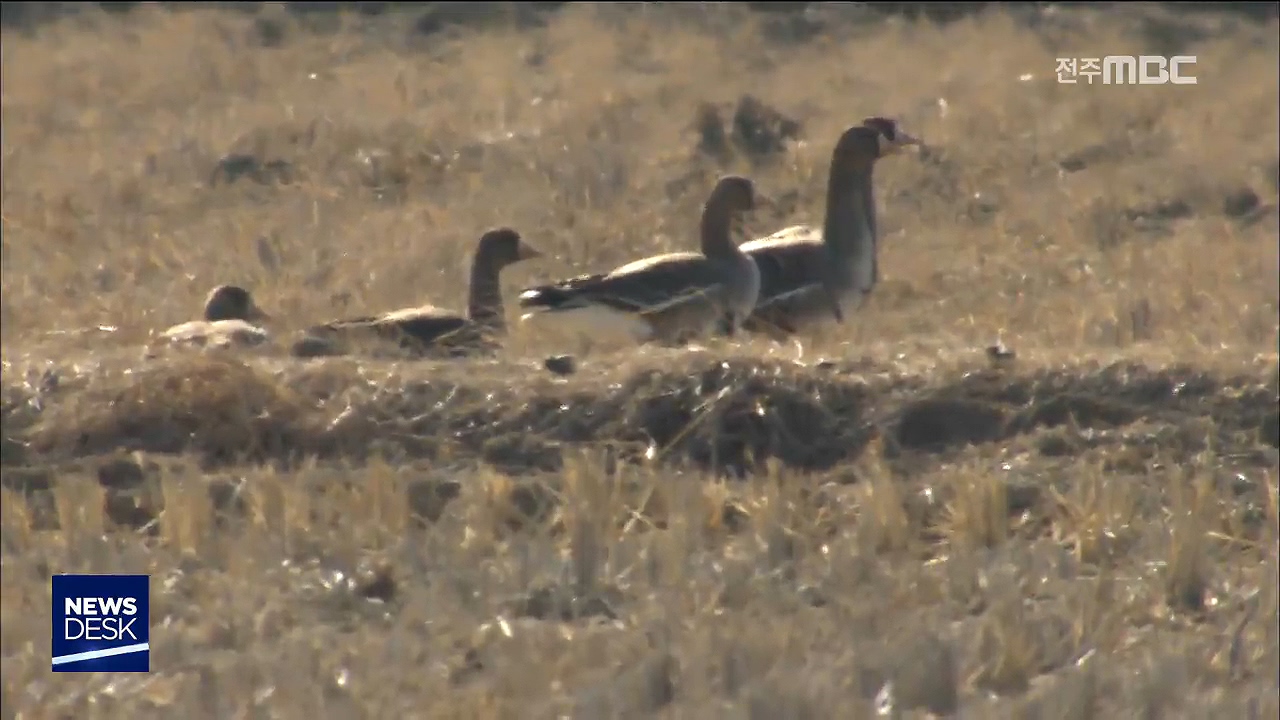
[738,117,919,339]
[293,227,542,358]
[159,284,271,348]
[517,175,762,346]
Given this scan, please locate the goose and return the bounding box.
[737,117,919,339]
[293,227,541,358]
[517,175,763,346]
[159,285,271,348]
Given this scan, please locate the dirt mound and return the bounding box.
[6,354,1276,478]
[8,354,321,467]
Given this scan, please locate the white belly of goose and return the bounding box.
[519,305,658,345]
[726,252,763,331]
[160,319,270,348]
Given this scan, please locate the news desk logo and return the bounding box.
[1056,56,1198,85]
[51,574,150,673]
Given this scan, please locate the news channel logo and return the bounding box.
[51,574,150,673]
[1055,56,1198,85]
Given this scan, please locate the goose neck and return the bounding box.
[699,207,739,259]
[821,161,875,258]
[467,257,506,330]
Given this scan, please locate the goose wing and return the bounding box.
[307,305,488,355]
[740,283,832,338]
[519,252,727,315]
[740,224,825,306]
[738,225,846,337]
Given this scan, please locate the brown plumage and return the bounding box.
[293,228,541,358]
[738,117,919,339]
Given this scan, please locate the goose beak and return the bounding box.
[517,242,543,261]
[894,130,922,154]
[247,305,271,322]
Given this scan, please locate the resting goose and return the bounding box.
[293,227,541,358]
[517,175,762,346]
[159,285,271,348]
[738,117,919,339]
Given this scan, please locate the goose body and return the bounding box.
[293,228,540,358]
[161,319,270,348]
[518,175,762,346]
[158,285,271,349]
[300,305,485,357]
[739,118,918,339]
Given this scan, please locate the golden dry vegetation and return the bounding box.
[2,3,1279,717]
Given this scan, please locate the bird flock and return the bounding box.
[158,117,920,361]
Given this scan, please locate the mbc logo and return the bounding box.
[1056,56,1198,85]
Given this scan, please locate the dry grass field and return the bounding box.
[2,3,1279,717]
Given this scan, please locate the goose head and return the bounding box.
[468,227,542,330]
[702,175,763,254]
[829,118,920,175]
[203,285,269,322]
[474,227,543,270]
[861,116,920,157]
[706,175,759,215]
